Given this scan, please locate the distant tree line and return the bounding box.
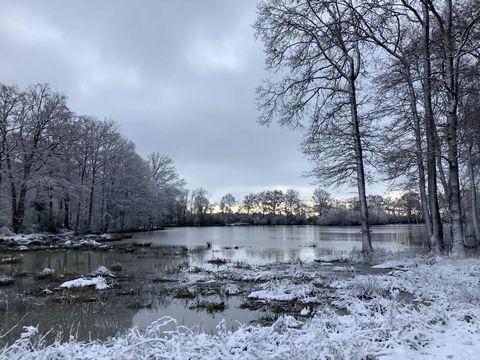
[184,187,427,227]
[0,83,186,234]
[255,0,480,254]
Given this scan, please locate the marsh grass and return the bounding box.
[207,258,229,265]
[174,287,197,299]
[189,299,227,313]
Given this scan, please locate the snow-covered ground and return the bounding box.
[0,232,121,250]
[2,255,480,359]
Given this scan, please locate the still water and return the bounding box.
[0,224,425,344]
[129,224,425,265]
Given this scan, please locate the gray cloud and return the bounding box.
[0,0,387,201]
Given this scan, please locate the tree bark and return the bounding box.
[87,178,95,233]
[405,69,432,244]
[422,3,444,251]
[349,75,372,252]
[444,0,464,255]
[64,195,70,229]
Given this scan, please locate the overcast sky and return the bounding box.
[0,0,387,202]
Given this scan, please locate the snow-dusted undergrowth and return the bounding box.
[2,256,480,359]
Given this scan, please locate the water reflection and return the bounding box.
[130,224,425,265]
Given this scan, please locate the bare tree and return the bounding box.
[312,188,331,218]
[354,1,436,248]
[255,0,373,251]
[283,189,301,222]
[5,84,69,232]
[190,188,210,226]
[242,193,257,215]
[219,193,236,214]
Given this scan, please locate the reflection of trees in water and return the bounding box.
[20,248,202,280]
[0,296,138,345]
[46,301,138,341]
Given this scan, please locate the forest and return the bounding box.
[190,188,426,226]
[255,0,480,254]
[0,83,187,234]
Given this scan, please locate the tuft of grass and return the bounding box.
[232,260,251,269]
[37,270,57,282]
[110,263,122,272]
[174,287,197,299]
[189,300,227,313]
[50,288,106,304]
[207,258,229,265]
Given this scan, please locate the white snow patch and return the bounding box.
[20,326,38,339]
[224,283,240,295]
[90,266,115,277]
[59,276,110,290]
[248,281,315,301]
[40,268,54,276]
[300,307,310,316]
[332,266,355,272]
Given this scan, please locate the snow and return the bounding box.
[248,281,315,301]
[4,256,480,359]
[224,283,240,295]
[372,258,419,270]
[76,239,101,247]
[59,276,110,290]
[0,232,112,250]
[20,326,38,339]
[40,268,54,276]
[90,266,115,277]
[300,307,310,316]
[331,266,355,272]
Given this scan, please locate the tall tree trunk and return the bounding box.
[100,184,105,232]
[15,182,28,233]
[6,153,19,232]
[422,3,444,251]
[444,0,464,255]
[48,190,54,231]
[64,195,70,229]
[87,169,96,233]
[405,68,432,244]
[349,76,372,252]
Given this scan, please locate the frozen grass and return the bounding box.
[3,256,480,359]
[248,281,316,302]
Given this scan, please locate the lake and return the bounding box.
[0,224,425,344]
